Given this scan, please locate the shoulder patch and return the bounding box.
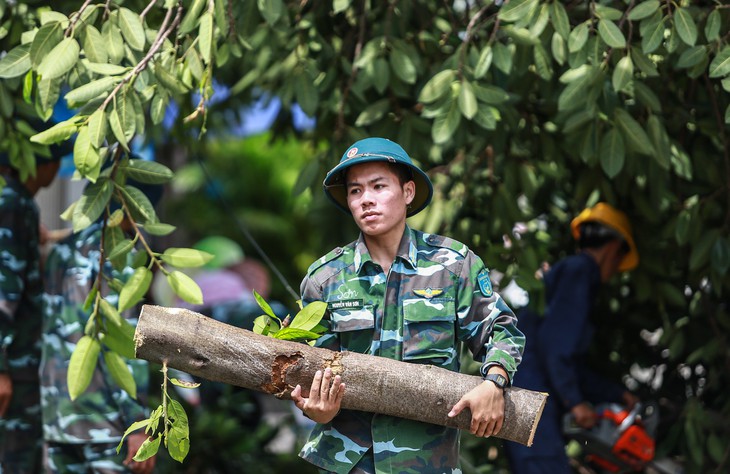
[477,268,493,298]
[423,233,468,257]
[307,244,350,276]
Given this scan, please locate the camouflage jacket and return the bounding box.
[0,175,43,380]
[40,222,149,444]
[298,226,525,474]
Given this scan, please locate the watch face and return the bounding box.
[487,374,507,388]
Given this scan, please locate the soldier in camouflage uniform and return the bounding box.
[40,184,159,474]
[0,139,63,473]
[290,138,525,474]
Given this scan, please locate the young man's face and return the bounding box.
[345,161,415,238]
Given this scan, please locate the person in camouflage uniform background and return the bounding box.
[40,178,161,474]
[290,138,525,474]
[0,118,65,474]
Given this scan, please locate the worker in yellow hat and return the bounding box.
[505,202,640,474]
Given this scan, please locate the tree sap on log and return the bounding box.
[134,305,547,446]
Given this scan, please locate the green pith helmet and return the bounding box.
[322,137,433,217]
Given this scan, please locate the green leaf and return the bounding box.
[294,72,319,117]
[30,120,77,145]
[68,335,101,400]
[372,57,390,94]
[154,60,191,91]
[198,12,214,65]
[119,184,158,225]
[167,271,203,305]
[83,25,107,64]
[150,91,169,125]
[598,20,626,48]
[472,105,499,131]
[355,99,389,127]
[141,222,176,236]
[390,45,417,84]
[673,7,697,46]
[676,46,707,69]
[170,378,201,389]
[87,109,107,148]
[550,32,568,66]
[103,350,137,399]
[274,327,322,341]
[568,22,589,53]
[289,301,327,331]
[119,267,153,312]
[168,398,189,425]
[612,55,633,93]
[631,49,659,77]
[675,210,691,246]
[472,84,510,105]
[123,159,173,184]
[119,7,146,51]
[64,76,118,105]
[160,248,214,268]
[166,399,190,462]
[73,126,101,182]
[600,128,625,178]
[634,81,662,113]
[705,10,721,42]
[711,237,730,275]
[333,0,351,14]
[101,319,136,359]
[104,24,124,64]
[0,43,32,79]
[99,298,124,327]
[549,1,570,40]
[37,37,79,80]
[709,46,730,78]
[30,21,63,67]
[258,0,283,25]
[533,44,552,80]
[133,436,161,462]
[84,62,129,76]
[614,108,654,155]
[627,1,660,21]
[418,69,455,104]
[108,238,135,261]
[179,0,206,34]
[646,114,670,168]
[117,419,150,454]
[431,96,461,144]
[498,0,537,23]
[73,179,112,233]
[254,290,277,318]
[458,80,477,119]
[641,17,665,53]
[474,46,493,79]
[492,42,513,74]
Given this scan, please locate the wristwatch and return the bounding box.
[485,373,508,390]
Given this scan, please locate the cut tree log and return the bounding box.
[134,304,547,446]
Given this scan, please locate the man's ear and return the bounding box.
[404,180,416,205]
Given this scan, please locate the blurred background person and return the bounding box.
[0,117,68,473]
[504,202,640,474]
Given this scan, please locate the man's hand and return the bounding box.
[0,372,12,417]
[123,432,156,474]
[291,367,345,424]
[448,380,505,438]
[571,402,597,429]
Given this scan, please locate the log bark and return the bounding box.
[134,304,547,446]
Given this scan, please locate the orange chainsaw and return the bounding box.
[563,402,683,474]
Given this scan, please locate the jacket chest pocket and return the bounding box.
[402,298,456,364]
[331,305,375,353]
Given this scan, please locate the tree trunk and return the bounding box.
[134,305,547,446]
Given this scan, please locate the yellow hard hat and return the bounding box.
[570,202,639,272]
